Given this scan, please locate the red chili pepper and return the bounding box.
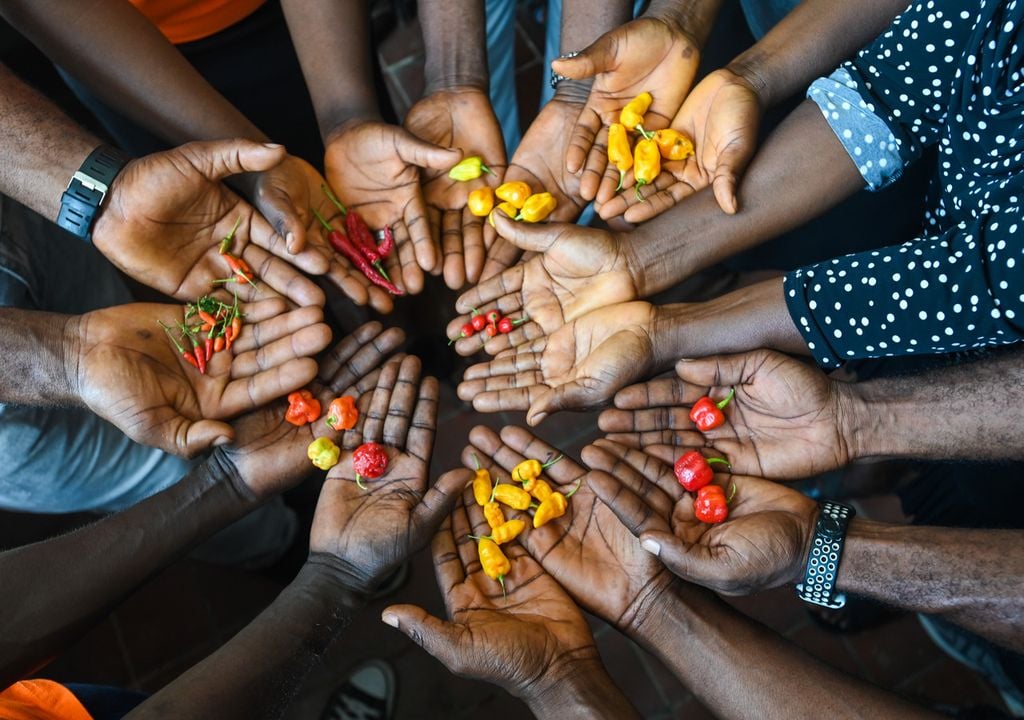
[471,313,487,332]
[312,209,404,296]
[673,451,730,492]
[285,389,321,426]
[694,483,736,524]
[497,316,529,334]
[485,310,501,324]
[377,226,394,257]
[689,388,736,433]
[190,334,207,375]
[204,336,214,362]
[353,441,389,489]
[160,321,200,370]
[449,322,476,346]
[198,310,217,327]
[213,335,225,353]
[484,323,499,337]
[321,183,391,280]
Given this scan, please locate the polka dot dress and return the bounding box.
[784,0,1024,367]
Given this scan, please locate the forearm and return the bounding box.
[626,101,864,297]
[129,555,363,720]
[0,0,266,145]
[280,0,381,138]
[633,582,938,719]
[0,309,79,406]
[526,660,641,720]
[418,0,488,92]
[838,521,1024,653]
[0,452,260,686]
[644,0,724,47]
[0,64,100,219]
[728,0,908,107]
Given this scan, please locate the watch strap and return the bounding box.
[57,145,130,239]
[796,501,855,609]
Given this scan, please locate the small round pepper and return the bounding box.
[488,201,519,228]
[689,388,736,433]
[325,396,359,431]
[515,192,557,223]
[307,437,341,471]
[653,128,695,161]
[633,138,661,202]
[285,389,321,426]
[620,91,653,132]
[495,180,532,209]
[674,451,730,492]
[467,187,495,217]
[607,122,633,192]
[448,156,492,181]
[694,484,736,524]
[533,491,568,528]
[352,441,388,490]
[492,483,532,511]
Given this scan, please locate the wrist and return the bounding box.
[299,553,370,613]
[725,55,771,110]
[552,79,592,106]
[58,314,84,405]
[321,109,384,146]
[839,379,900,462]
[643,1,714,48]
[524,656,634,719]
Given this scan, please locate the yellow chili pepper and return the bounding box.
[495,180,532,209]
[306,437,341,471]
[524,476,553,502]
[489,518,526,545]
[607,122,633,192]
[448,156,492,182]
[620,91,653,132]
[472,468,493,507]
[515,192,557,223]
[512,455,563,484]
[478,537,511,594]
[633,138,661,202]
[467,187,495,217]
[488,201,519,228]
[533,491,568,528]
[493,483,532,510]
[484,501,506,530]
[653,129,694,161]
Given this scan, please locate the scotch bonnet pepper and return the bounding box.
[620,91,652,132]
[690,388,736,432]
[495,181,532,209]
[325,396,359,431]
[307,437,341,471]
[633,138,660,202]
[467,187,495,217]
[653,128,694,161]
[694,483,736,524]
[516,193,557,223]
[674,451,730,492]
[285,390,321,426]
[448,156,492,181]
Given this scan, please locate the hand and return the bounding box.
[308,355,465,595]
[450,215,639,355]
[92,139,326,307]
[552,17,701,182]
[458,302,658,425]
[480,98,592,279]
[404,87,508,289]
[381,494,605,705]
[599,349,853,480]
[221,321,405,500]
[596,68,761,223]
[73,299,332,459]
[587,439,817,595]
[255,155,398,313]
[324,119,462,294]
[466,425,675,633]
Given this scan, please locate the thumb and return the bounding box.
[711,140,754,216]
[492,211,561,253]
[178,139,287,182]
[395,131,463,171]
[639,530,716,585]
[253,184,315,260]
[551,35,615,80]
[179,418,235,458]
[675,354,749,388]
[527,379,603,426]
[381,604,465,667]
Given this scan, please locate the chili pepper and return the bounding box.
[197,310,218,327]
[477,537,511,594]
[307,437,341,471]
[223,254,254,282]
[160,320,200,370]
[214,335,225,353]
[524,476,553,502]
[204,336,214,363]
[694,483,736,524]
[353,441,388,490]
[689,387,736,433]
[376,226,395,257]
[188,333,207,375]
[674,451,730,492]
[488,201,519,228]
[471,313,487,332]
[449,321,476,346]
[607,123,633,192]
[483,501,506,530]
[495,181,532,209]
[620,91,653,132]
[448,156,492,181]
[484,323,499,338]
[322,185,392,280]
[218,216,242,254]
[653,128,694,161]
[511,455,562,484]
[515,193,557,223]
[533,491,568,528]
[492,483,531,511]
[467,187,495,217]
[285,389,321,427]
[497,316,529,334]
[471,453,492,506]
[485,310,501,324]
[312,209,404,296]
[633,138,660,202]
[485,519,526,545]
[225,315,242,350]
[325,396,359,431]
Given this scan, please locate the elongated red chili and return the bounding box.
[312,209,404,296]
[190,334,206,375]
[204,336,214,362]
[160,321,200,370]
[377,226,394,257]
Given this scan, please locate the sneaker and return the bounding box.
[321,659,396,720]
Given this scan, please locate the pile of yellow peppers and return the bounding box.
[470,454,580,594]
[448,157,559,225]
[607,91,695,201]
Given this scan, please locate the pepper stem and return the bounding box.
[373,260,392,283]
[635,124,655,141]
[498,575,507,603]
[472,452,481,471]
[615,169,625,193]
[541,454,564,470]
[481,163,493,176]
[716,387,736,410]
[356,473,367,491]
[725,483,737,504]
[311,207,334,232]
[635,181,649,203]
[565,477,584,499]
[321,183,348,216]
[158,320,186,353]
[706,457,731,469]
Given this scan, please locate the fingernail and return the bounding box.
[381,612,399,628]
[286,231,296,252]
[213,436,230,447]
[641,538,661,556]
[262,142,283,149]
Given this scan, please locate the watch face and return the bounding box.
[820,516,842,540]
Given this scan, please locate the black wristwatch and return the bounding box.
[57,144,130,239]
[796,501,856,609]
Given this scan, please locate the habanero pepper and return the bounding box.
[448,156,492,181]
[515,193,557,223]
[512,455,563,484]
[689,387,736,433]
[495,181,532,209]
[467,187,495,217]
[694,483,736,524]
[488,201,519,228]
[325,396,359,431]
[653,128,694,161]
[487,519,526,545]
[477,537,511,595]
[633,138,660,202]
[533,491,567,528]
[307,437,341,471]
[607,122,633,192]
[285,389,321,427]
[352,441,389,490]
[483,501,506,530]
[523,476,553,503]
[674,450,730,492]
[620,91,653,133]
[492,483,532,511]
[471,454,493,506]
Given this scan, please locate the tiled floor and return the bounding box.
[1,2,1017,719]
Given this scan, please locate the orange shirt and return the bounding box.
[0,680,93,720]
[129,0,266,44]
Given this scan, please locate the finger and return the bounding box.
[430,514,465,596]
[382,356,424,449]
[395,221,425,295]
[441,209,466,290]
[527,379,608,426]
[320,322,406,393]
[406,374,439,464]
[595,156,626,206]
[622,180,697,225]
[411,467,470,551]
[588,469,672,539]
[566,106,602,176]
[406,194,439,276]
[461,206,486,285]
[597,406,694,434]
[479,237,523,281]
[230,304,324,354]
[636,530,716,588]
[239,243,326,307]
[712,140,755,216]
[220,357,320,416]
[458,373,547,413]
[462,351,540,380]
[230,320,333,378]
[550,34,614,80]
[380,604,468,669]
[578,124,609,201]
[426,206,444,277]
[177,417,235,457]
[177,139,286,181]
[588,439,682,504]
[450,491,480,571]
[253,182,312,260]
[613,377,695,409]
[674,354,750,389]
[395,131,463,171]
[362,357,404,443]
[482,319,544,356]
[494,425,586,488]
[454,263,524,315]
[492,212,565,253]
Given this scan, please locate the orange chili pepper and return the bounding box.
[467,187,495,217]
[633,138,661,202]
[488,201,519,228]
[325,396,359,431]
[653,128,694,161]
[285,389,321,426]
[495,181,532,209]
[607,122,633,192]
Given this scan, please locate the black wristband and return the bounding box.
[57,144,130,239]
[796,501,855,609]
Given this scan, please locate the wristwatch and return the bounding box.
[57,144,130,239]
[549,51,580,89]
[796,501,856,609]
